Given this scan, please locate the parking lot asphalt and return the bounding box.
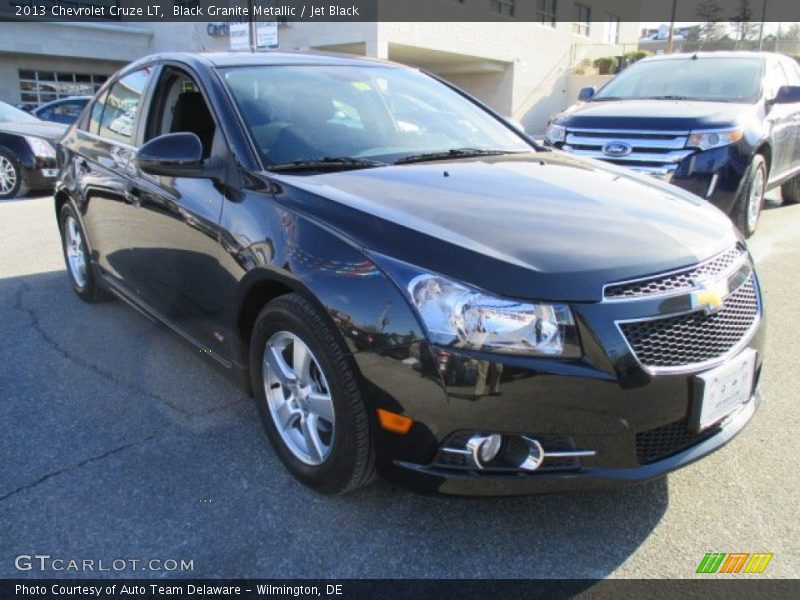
[1,192,799,579]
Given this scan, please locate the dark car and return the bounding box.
[0,101,66,199]
[32,96,91,125]
[545,52,800,237]
[55,52,764,495]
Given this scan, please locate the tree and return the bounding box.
[782,23,800,42]
[696,0,725,42]
[729,0,761,44]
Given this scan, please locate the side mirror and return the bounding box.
[578,86,596,102]
[136,132,205,177]
[773,85,800,105]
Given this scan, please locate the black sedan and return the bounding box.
[0,101,66,199]
[55,52,764,495]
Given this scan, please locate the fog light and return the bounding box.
[519,436,545,471]
[467,434,503,467]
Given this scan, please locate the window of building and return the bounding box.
[605,14,620,44]
[536,0,557,27]
[573,3,591,36]
[491,0,515,17]
[18,70,108,110]
[96,67,153,145]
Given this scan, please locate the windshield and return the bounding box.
[222,64,530,167]
[593,57,764,103]
[0,101,39,123]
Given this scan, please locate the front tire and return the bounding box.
[250,293,374,494]
[0,151,27,200]
[59,203,110,302]
[732,154,767,238]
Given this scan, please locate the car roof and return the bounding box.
[130,50,402,70]
[641,51,777,63]
[36,96,92,106]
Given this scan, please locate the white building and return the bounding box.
[0,0,639,133]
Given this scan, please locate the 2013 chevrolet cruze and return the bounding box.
[55,52,765,495]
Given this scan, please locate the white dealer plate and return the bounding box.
[694,348,757,431]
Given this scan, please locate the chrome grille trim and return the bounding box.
[562,128,692,167]
[604,246,746,300]
[616,276,760,375]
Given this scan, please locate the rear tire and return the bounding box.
[59,203,111,302]
[781,175,800,204]
[250,293,375,494]
[732,154,767,238]
[0,150,27,200]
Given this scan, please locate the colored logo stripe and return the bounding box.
[744,553,773,573]
[697,552,773,574]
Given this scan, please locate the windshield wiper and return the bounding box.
[639,95,695,101]
[267,157,387,172]
[394,148,521,165]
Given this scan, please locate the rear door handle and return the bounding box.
[124,183,142,207]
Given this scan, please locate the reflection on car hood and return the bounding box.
[558,99,753,131]
[0,120,68,142]
[268,152,738,302]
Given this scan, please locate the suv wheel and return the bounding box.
[250,293,374,494]
[0,151,27,200]
[59,203,110,302]
[781,175,800,204]
[733,154,767,238]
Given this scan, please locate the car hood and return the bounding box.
[267,153,738,302]
[556,99,754,131]
[0,120,67,143]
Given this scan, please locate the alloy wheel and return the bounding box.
[64,215,87,288]
[0,156,17,195]
[263,331,336,465]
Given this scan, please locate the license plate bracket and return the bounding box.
[691,349,757,432]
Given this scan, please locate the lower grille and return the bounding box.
[636,419,719,465]
[620,277,759,369]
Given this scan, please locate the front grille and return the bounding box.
[562,128,691,166]
[636,419,719,464]
[620,277,759,369]
[605,246,744,299]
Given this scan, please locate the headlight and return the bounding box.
[545,123,566,145]
[23,135,56,158]
[686,127,743,151]
[406,273,579,357]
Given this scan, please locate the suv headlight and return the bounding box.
[23,135,56,159]
[545,123,566,145]
[686,127,743,151]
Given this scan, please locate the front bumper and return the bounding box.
[23,159,59,191]
[356,263,765,496]
[392,389,759,496]
[552,140,750,216]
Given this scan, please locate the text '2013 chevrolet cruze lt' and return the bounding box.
[55,52,765,495]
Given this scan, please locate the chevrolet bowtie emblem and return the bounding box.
[691,276,730,314]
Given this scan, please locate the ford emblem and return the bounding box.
[602,141,633,157]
